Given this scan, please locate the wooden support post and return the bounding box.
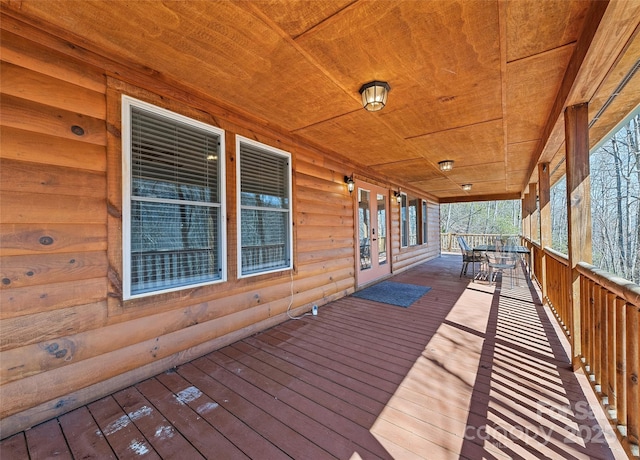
[529,184,539,242]
[522,193,530,240]
[565,103,592,371]
[538,163,551,301]
[528,189,535,240]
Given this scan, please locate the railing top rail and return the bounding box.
[545,246,569,264]
[447,233,518,237]
[577,261,640,306]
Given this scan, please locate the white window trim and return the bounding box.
[236,135,293,279]
[121,95,226,300]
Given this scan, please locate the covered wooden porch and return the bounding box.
[1,255,626,459]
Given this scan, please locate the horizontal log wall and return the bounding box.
[0,20,440,437]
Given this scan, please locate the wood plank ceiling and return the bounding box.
[4,0,639,201]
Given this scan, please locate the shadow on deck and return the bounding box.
[0,255,627,459]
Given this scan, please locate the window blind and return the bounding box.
[131,107,220,200]
[239,143,288,208]
[238,140,291,276]
[126,104,223,296]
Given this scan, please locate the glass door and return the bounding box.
[357,182,390,285]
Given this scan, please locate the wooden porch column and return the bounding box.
[565,103,592,370]
[538,163,551,300]
[522,192,530,240]
[529,184,538,241]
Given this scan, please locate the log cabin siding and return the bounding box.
[0,26,440,438]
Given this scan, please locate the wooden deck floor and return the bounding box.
[1,255,627,459]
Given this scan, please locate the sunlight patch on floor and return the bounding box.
[369,285,494,458]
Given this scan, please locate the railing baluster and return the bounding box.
[627,302,639,448]
[590,281,597,377]
[595,285,603,389]
[615,297,627,429]
[565,263,571,336]
[589,279,596,376]
[583,278,592,373]
[606,292,616,410]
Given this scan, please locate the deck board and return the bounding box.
[0,255,628,459]
[182,358,334,460]
[0,432,28,459]
[25,418,72,460]
[58,406,116,459]
[88,396,160,459]
[111,386,205,460]
[135,377,248,459]
[154,370,288,460]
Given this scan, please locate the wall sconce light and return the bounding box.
[393,190,402,203]
[359,80,390,112]
[439,160,454,171]
[344,175,355,194]
[461,184,472,191]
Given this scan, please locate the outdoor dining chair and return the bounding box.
[486,250,518,288]
[457,236,484,278]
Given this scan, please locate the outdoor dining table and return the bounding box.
[471,244,531,282]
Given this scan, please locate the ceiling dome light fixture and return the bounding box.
[438,160,454,171]
[359,80,390,112]
[462,184,472,191]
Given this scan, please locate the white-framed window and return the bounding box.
[422,199,428,244]
[121,96,226,299]
[408,196,419,246]
[401,193,425,247]
[236,136,292,277]
[400,193,408,248]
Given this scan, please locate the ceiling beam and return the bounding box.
[439,192,521,204]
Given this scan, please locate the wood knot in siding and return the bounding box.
[41,339,75,361]
[108,266,122,296]
[107,202,122,218]
[39,236,54,246]
[107,122,121,138]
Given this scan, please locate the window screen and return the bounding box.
[123,97,225,298]
[422,200,428,244]
[408,196,419,246]
[401,194,408,247]
[238,138,292,276]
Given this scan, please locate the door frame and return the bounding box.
[353,180,392,287]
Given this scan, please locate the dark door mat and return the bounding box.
[352,281,431,308]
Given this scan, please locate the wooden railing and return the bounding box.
[544,247,572,338]
[577,262,640,457]
[132,248,218,293]
[519,236,639,458]
[440,233,518,252]
[241,243,287,274]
